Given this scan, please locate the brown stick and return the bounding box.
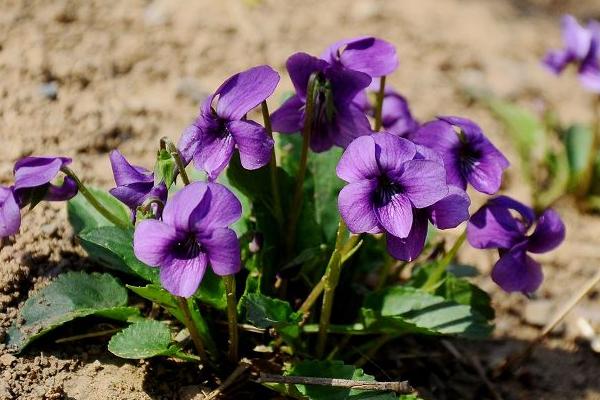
[204,361,251,400]
[256,373,414,394]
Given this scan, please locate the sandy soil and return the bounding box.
[1,0,600,398]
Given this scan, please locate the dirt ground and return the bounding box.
[1,0,600,399]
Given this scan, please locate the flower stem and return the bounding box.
[60,167,130,230]
[422,230,467,292]
[161,137,191,186]
[373,76,386,132]
[316,219,348,358]
[286,72,319,257]
[261,101,284,225]
[223,274,239,363]
[176,296,208,362]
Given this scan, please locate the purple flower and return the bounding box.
[178,66,280,180]
[109,150,167,217]
[320,36,399,78]
[0,156,78,237]
[467,196,565,294]
[543,15,600,92]
[336,133,453,260]
[409,116,509,195]
[270,52,373,152]
[354,80,419,137]
[133,182,242,297]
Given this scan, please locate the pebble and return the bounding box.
[39,82,58,100]
[523,300,555,327]
[0,354,16,367]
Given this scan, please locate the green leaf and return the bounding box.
[67,187,131,234]
[193,268,227,310]
[154,148,177,188]
[564,124,594,192]
[108,320,198,361]
[78,226,158,281]
[243,293,301,342]
[7,272,140,352]
[362,286,492,338]
[434,274,494,320]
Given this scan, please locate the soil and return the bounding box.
[1,0,600,399]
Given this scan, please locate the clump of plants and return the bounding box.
[1,36,567,398]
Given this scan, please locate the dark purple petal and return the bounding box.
[270,95,305,133]
[178,123,202,165]
[374,193,413,238]
[579,35,600,92]
[542,49,573,74]
[227,120,274,170]
[386,212,428,261]
[428,186,471,229]
[214,65,280,120]
[193,128,235,181]
[194,182,242,234]
[491,246,543,294]
[338,179,380,234]
[327,65,372,107]
[110,182,157,209]
[381,93,419,136]
[0,186,20,237]
[160,252,208,298]
[488,196,535,225]
[527,208,565,253]
[372,133,416,175]
[201,228,241,276]
[467,198,528,250]
[109,150,152,186]
[309,122,336,153]
[336,135,379,183]
[162,182,209,232]
[133,219,179,267]
[397,159,448,209]
[330,103,373,149]
[44,176,78,201]
[13,157,71,191]
[286,52,329,99]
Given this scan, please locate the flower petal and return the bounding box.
[133,219,179,267]
[178,123,202,165]
[202,227,241,276]
[327,65,372,106]
[466,198,528,250]
[227,120,274,170]
[194,182,242,234]
[270,95,305,133]
[160,252,208,298]
[374,193,413,238]
[386,212,428,261]
[14,157,70,191]
[331,103,373,148]
[215,65,280,120]
[336,135,379,183]
[162,182,210,232]
[339,37,399,77]
[286,52,329,99]
[44,176,78,201]
[338,179,380,234]
[0,187,20,237]
[193,128,235,180]
[491,246,543,294]
[527,208,565,253]
[428,186,471,229]
[397,159,448,208]
[542,49,573,74]
[381,92,419,136]
[371,133,416,175]
[109,150,152,186]
[561,14,591,59]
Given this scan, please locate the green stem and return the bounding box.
[223,274,239,363]
[161,137,191,185]
[286,72,319,256]
[422,230,466,291]
[373,76,386,132]
[261,101,283,225]
[61,167,130,229]
[176,296,208,362]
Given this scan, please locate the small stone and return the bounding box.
[91,359,102,371]
[176,77,209,104]
[39,82,58,100]
[0,354,16,367]
[523,299,555,327]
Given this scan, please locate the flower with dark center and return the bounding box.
[133,182,242,297]
[408,116,509,195]
[467,196,565,294]
[178,65,280,180]
[270,52,373,152]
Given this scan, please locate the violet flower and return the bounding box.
[543,15,600,92]
[270,52,373,152]
[0,156,78,237]
[354,80,419,137]
[320,36,399,78]
[409,116,509,195]
[109,150,167,218]
[467,196,565,294]
[178,65,280,180]
[134,182,242,297]
[336,133,452,260]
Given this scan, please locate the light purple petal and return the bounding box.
[386,212,428,261]
[527,208,565,253]
[338,179,379,234]
[465,156,505,195]
[397,159,448,208]
[14,157,71,191]
[162,182,209,232]
[331,103,373,148]
[372,133,416,175]
[160,252,208,298]
[339,37,399,77]
[0,187,20,237]
[227,120,274,170]
[286,52,329,99]
[109,150,152,186]
[492,246,543,294]
[194,182,242,234]
[201,227,241,276]
[215,65,280,120]
[381,93,419,136]
[579,38,600,92]
[561,14,592,59]
[374,193,413,238]
[270,95,305,133]
[193,128,235,181]
[44,176,78,201]
[336,135,379,183]
[178,123,202,165]
[428,186,471,229]
[133,219,179,267]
